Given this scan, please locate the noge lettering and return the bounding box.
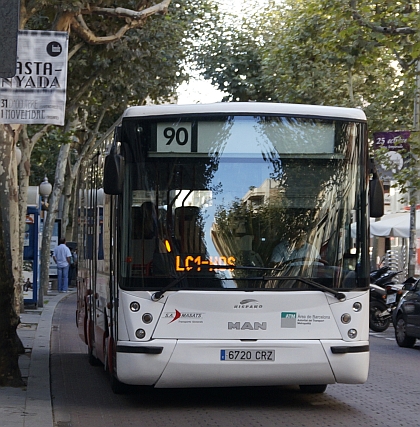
[175,255,235,272]
[228,322,267,330]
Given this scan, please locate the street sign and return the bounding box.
[0,0,20,78]
[373,131,410,151]
[373,131,411,179]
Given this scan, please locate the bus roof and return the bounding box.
[122,102,367,121]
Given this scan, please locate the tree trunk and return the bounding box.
[61,171,73,238]
[39,143,71,306]
[0,125,24,386]
[17,125,34,313]
[70,171,81,242]
[348,68,355,106]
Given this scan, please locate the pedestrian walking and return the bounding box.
[53,238,72,292]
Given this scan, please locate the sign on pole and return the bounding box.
[373,131,411,151]
[0,0,20,78]
[373,131,411,178]
[0,30,69,125]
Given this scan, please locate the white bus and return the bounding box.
[76,102,383,394]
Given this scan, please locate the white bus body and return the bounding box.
[77,102,374,393]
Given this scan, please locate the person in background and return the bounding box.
[24,278,32,291]
[53,237,72,292]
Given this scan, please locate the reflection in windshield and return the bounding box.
[120,116,363,291]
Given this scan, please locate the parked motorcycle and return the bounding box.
[369,268,406,332]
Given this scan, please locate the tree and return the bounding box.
[0,125,24,386]
[196,0,415,134]
[0,0,219,387]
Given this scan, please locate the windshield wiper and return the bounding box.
[151,274,186,301]
[254,275,346,301]
[151,267,346,302]
[204,265,346,301]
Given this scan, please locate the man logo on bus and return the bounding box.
[281,312,297,328]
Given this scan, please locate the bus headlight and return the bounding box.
[353,302,362,312]
[341,313,351,324]
[130,301,140,312]
[142,313,153,324]
[135,328,146,339]
[348,329,357,339]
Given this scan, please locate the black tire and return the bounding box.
[110,373,128,394]
[299,384,327,394]
[369,301,391,332]
[395,315,416,348]
[88,345,101,366]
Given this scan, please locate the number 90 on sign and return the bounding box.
[157,122,192,153]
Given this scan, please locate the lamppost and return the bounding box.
[38,176,52,307]
[39,176,52,213]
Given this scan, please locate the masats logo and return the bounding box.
[234,299,263,309]
[163,309,205,324]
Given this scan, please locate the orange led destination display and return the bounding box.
[175,255,236,272]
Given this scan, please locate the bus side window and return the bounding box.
[131,202,156,274]
[132,201,155,239]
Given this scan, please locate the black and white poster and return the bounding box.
[0,30,68,125]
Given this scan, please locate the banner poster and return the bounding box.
[0,30,68,125]
[373,131,411,178]
[373,131,411,151]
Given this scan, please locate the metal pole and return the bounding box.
[37,206,45,308]
[408,60,420,277]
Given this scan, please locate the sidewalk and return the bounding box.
[0,290,73,427]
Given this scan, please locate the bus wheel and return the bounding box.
[299,384,327,394]
[88,345,101,366]
[106,337,115,374]
[110,373,128,394]
[87,319,100,366]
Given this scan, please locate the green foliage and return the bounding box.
[28,128,69,186]
[27,0,221,171]
[195,0,415,133]
[195,3,271,101]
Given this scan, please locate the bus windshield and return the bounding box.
[118,114,368,291]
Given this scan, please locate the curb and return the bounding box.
[24,292,71,427]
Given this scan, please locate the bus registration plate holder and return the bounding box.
[220,349,275,361]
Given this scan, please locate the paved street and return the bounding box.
[51,294,420,427]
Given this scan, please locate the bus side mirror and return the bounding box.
[369,159,384,218]
[369,175,384,218]
[103,148,124,195]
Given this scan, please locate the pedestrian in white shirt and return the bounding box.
[53,238,72,292]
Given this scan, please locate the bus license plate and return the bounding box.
[220,349,275,361]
